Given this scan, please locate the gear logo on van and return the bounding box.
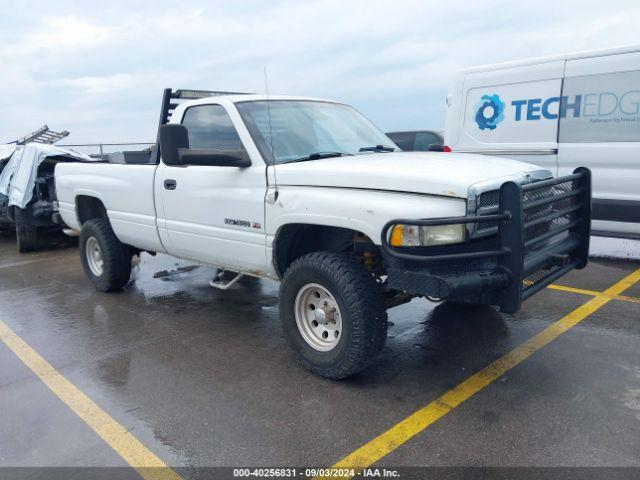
[474,94,505,130]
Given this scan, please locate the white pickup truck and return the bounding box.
[55,88,592,378]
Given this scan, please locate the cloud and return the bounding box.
[0,0,639,143]
[54,73,147,95]
[28,15,111,51]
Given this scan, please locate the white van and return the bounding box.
[444,45,640,239]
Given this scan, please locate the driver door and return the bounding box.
[156,103,267,272]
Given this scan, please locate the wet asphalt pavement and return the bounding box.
[0,231,639,475]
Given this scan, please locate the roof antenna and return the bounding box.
[264,67,278,191]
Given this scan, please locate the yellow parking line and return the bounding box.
[549,284,640,304]
[616,294,640,305]
[0,319,182,480]
[547,284,601,296]
[328,268,640,475]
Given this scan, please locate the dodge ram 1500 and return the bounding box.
[55,88,592,378]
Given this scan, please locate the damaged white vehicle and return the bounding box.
[55,88,592,378]
[0,143,93,252]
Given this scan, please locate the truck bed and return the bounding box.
[55,162,165,253]
[92,149,156,165]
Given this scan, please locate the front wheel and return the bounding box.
[80,219,132,292]
[280,252,387,379]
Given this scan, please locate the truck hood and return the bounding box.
[273,152,550,198]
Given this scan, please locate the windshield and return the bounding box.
[235,100,397,164]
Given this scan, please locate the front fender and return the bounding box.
[266,186,467,247]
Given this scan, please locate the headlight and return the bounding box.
[389,223,466,247]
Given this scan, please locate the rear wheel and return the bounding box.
[15,208,39,253]
[80,219,132,292]
[280,252,387,379]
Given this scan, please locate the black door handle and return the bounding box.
[164,179,177,190]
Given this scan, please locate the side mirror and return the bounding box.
[159,124,252,167]
[178,149,251,167]
[427,143,444,152]
[159,124,189,166]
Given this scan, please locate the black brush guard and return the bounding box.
[380,168,592,313]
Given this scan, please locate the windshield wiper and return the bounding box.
[283,151,350,164]
[358,145,396,153]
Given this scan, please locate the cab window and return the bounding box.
[181,105,243,150]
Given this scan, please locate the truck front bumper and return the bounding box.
[380,168,592,314]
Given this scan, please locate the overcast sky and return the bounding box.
[1,0,639,144]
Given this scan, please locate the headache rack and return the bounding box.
[153,88,251,163]
[381,168,592,313]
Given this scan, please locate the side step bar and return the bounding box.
[209,271,244,290]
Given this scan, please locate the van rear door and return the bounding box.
[452,60,565,174]
[558,51,640,237]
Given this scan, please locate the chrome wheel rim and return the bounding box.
[294,283,342,352]
[85,237,104,277]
